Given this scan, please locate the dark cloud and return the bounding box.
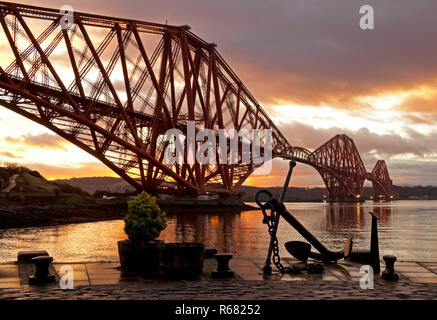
[277,121,437,185]
[4,133,67,150]
[17,0,437,108]
[247,122,437,187]
[389,160,437,186]
[280,121,437,158]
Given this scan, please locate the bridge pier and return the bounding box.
[370,194,394,202]
[326,196,365,203]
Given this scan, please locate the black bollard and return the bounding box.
[29,256,56,285]
[382,255,399,281]
[17,250,49,262]
[204,248,218,259]
[211,253,234,278]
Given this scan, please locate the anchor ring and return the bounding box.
[255,190,274,209]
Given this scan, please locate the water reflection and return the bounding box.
[324,204,362,230]
[323,202,395,229]
[160,210,265,258]
[0,200,436,262]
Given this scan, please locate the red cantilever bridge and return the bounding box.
[0,2,393,202]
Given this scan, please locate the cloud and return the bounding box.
[246,121,437,187]
[271,120,437,186]
[396,91,437,124]
[0,151,21,159]
[403,114,437,125]
[279,121,437,158]
[389,159,437,186]
[4,133,68,151]
[11,0,433,109]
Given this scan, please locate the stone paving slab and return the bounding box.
[1,258,437,299]
[395,265,429,272]
[1,258,435,287]
[1,279,437,300]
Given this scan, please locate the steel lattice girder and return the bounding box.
[309,134,366,199]
[0,2,392,198]
[367,160,392,199]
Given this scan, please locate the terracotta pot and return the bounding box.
[158,242,205,278]
[118,239,163,275]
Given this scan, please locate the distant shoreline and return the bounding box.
[0,203,127,230]
[1,196,435,231]
[0,200,257,231]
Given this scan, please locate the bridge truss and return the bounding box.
[0,2,393,201]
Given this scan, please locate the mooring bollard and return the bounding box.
[29,256,56,285]
[204,247,218,259]
[17,250,49,262]
[382,255,399,281]
[211,253,234,278]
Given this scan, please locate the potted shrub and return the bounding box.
[118,191,167,275]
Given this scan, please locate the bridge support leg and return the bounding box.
[327,196,364,203]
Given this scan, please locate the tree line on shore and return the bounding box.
[2,164,436,201]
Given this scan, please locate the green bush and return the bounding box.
[123,191,167,243]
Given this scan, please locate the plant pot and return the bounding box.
[118,239,163,275]
[158,242,205,279]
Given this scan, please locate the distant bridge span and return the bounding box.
[0,2,392,201]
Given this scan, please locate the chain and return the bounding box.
[261,199,325,275]
[262,204,288,273]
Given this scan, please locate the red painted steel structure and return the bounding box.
[366,160,393,200]
[0,2,393,200]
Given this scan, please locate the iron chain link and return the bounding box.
[261,203,324,275]
[262,204,288,273]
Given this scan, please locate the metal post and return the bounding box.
[263,161,296,275]
[280,161,296,202]
[370,213,380,273]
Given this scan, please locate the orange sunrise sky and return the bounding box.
[0,0,436,188]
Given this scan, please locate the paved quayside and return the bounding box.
[1,257,437,299]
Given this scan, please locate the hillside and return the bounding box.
[0,165,86,195]
[53,177,135,194]
[238,185,437,201]
[55,177,437,201]
[52,176,437,201]
[1,165,60,193]
[238,185,326,202]
[3,164,433,201]
[15,172,60,193]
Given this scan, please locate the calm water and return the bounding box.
[0,200,436,262]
